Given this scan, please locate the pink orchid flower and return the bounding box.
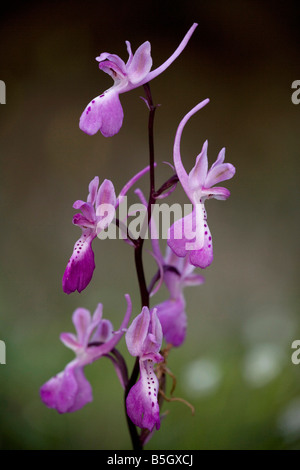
[168,100,236,268]
[40,296,131,413]
[62,165,152,294]
[79,23,198,137]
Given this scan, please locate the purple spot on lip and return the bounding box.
[100,94,104,98]
[92,100,95,103]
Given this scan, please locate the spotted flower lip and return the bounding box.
[125,307,163,432]
[79,23,198,137]
[40,296,132,414]
[62,165,153,294]
[167,100,236,268]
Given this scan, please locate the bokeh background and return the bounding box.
[0,0,299,450]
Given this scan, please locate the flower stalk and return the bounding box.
[126,83,157,449]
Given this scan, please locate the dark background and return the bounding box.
[0,0,299,449]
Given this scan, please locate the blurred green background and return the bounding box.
[0,0,299,450]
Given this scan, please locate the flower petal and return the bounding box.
[201,186,231,200]
[94,179,116,233]
[73,201,95,223]
[167,216,188,258]
[167,209,203,258]
[125,41,133,67]
[168,206,213,269]
[96,53,127,77]
[98,60,127,81]
[79,90,124,137]
[91,319,114,344]
[68,366,93,412]
[127,41,152,84]
[154,296,187,347]
[143,309,163,355]
[60,333,80,351]
[126,358,160,431]
[211,147,225,169]
[62,230,96,294]
[72,213,95,229]
[188,217,213,268]
[125,307,150,357]
[183,273,205,287]
[205,161,236,189]
[40,363,93,414]
[79,95,103,136]
[72,308,91,347]
[87,176,99,205]
[86,303,107,343]
[150,308,163,347]
[188,140,208,191]
[92,303,103,324]
[96,179,116,208]
[40,368,77,414]
[99,91,124,137]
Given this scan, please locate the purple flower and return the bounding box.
[40,296,132,413]
[153,247,205,347]
[79,23,198,137]
[62,177,115,294]
[168,100,236,268]
[63,166,152,294]
[125,307,163,432]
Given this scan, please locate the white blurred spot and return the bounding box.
[277,398,300,439]
[182,358,222,397]
[243,308,296,346]
[242,343,285,387]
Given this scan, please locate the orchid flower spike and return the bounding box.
[40,295,132,413]
[125,307,163,432]
[62,165,152,294]
[168,100,236,268]
[80,23,198,137]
